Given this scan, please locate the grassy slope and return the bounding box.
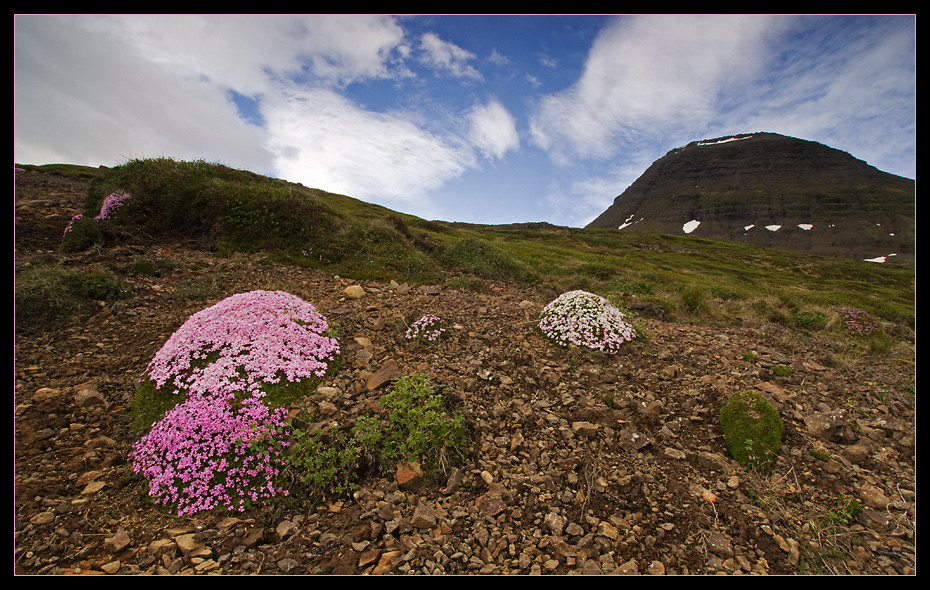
[28,159,916,342]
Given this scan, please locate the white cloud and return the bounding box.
[262,86,476,207]
[417,32,482,79]
[529,14,783,163]
[14,15,272,170]
[467,100,519,159]
[105,14,411,91]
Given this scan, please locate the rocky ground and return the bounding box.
[14,169,916,575]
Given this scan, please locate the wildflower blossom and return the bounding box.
[132,290,339,516]
[405,314,448,342]
[144,290,340,398]
[63,214,83,236]
[95,191,131,221]
[838,306,880,336]
[538,290,636,354]
[131,394,290,516]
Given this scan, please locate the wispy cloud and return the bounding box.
[466,99,520,159]
[528,14,784,163]
[417,32,482,80]
[263,86,475,208]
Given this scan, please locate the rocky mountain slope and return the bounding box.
[14,169,915,575]
[586,133,914,262]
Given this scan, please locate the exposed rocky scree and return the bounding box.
[587,132,914,262]
[14,169,915,575]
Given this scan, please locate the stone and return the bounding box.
[571,421,598,438]
[476,491,507,517]
[173,533,202,557]
[74,384,106,408]
[32,387,61,403]
[274,519,298,541]
[544,512,566,536]
[859,483,890,509]
[104,529,131,553]
[411,502,437,529]
[344,284,365,299]
[616,558,639,574]
[596,520,619,540]
[372,550,401,575]
[396,461,423,491]
[366,359,402,390]
[100,560,121,574]
[618,427,650,451]
[706,531,734,557]
[318,400,337,417]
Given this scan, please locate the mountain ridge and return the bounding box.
[585,132,914,262]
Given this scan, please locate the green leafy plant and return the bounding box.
[64,271,132,301]
[720,390,783,470]
[59,214,103,252]
[286,426,362,498]
[824,496,862,525]
[772,364,792,377]
[353,375,467,479]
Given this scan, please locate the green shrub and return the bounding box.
[279,375,470,501]
[59,215,103,252]
[720,390,783,469]
[441,237,527,281]
[15,265,79,332]
[772,364,792,377]
[680,286,706,312]
[15,266,131,334]
[286,426,363,498]
[794,310,827,330]
[353,375,468,479]
[64,271,132,301]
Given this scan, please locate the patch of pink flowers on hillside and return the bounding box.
[538,290,636,354]
[95,190,131,221]
[132,290,339,516]
[132,395,290,516]
[145,290,339,399]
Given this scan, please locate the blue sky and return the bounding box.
[14,14,915,227]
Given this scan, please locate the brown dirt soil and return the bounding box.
[14,169,916,575]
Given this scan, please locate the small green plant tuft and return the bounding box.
[771,364,792,377]
[59,215,103,252]
[720,390,783,470]
[286,426,363,498]
[65,271,132,301]
[353,375,468,480]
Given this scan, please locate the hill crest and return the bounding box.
[586,132,914,261]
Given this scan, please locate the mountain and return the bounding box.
[586,132,915,261]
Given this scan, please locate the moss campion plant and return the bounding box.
[538,290,636,353]
[838,306,880,336]
[131,290,340,516]
[405,314,448,343]
[719,390,783,470]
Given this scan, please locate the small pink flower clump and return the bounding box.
[132,290,339,516]
[538,290,636,354]
[95,190,131,221]
[405,314,448,342]
[63,214,83,236]
[838,306,880,336]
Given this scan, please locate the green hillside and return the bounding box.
[50,157,915,339]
